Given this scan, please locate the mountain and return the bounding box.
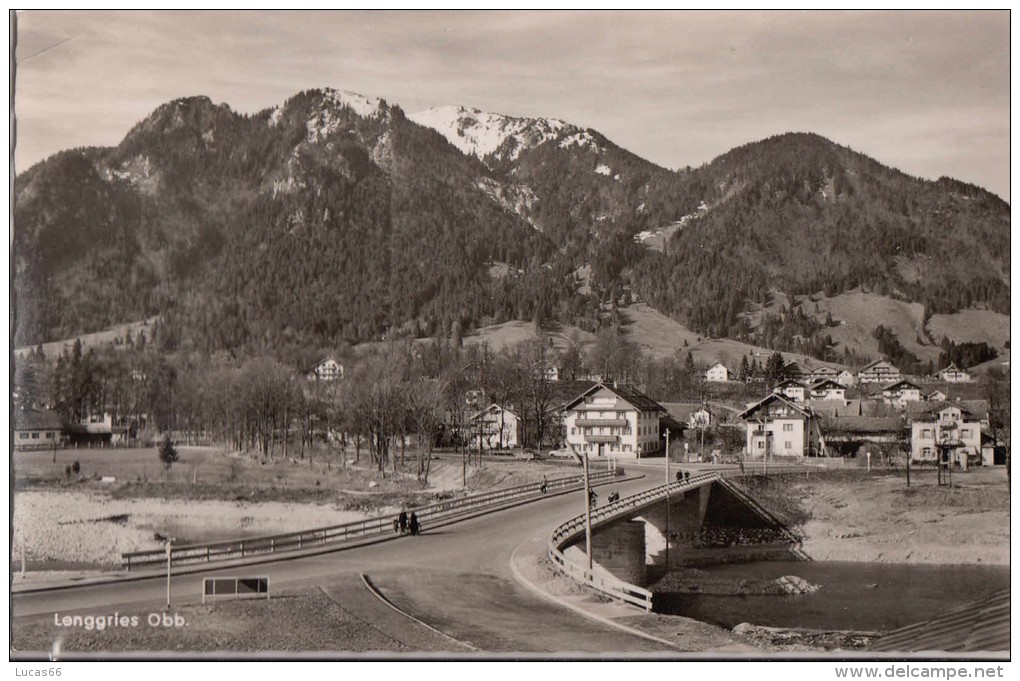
[13,93,1011,365]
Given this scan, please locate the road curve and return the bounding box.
[14,471,671,653]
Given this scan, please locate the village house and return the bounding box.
[704,362,730,383]
[819,415,905,459]
[809,378,847,401]
[881,379,924,407]
[738,393,821,458]
[857,359,902,384]
[543,365,560,382]
[810,365,840,381]
[935,362,972,383]
[14,409,63,450]
[469,404,522,450]
[783,362,810,381]
[662,402,713,429]
[926,390,948,402]
[910,403,984,468]
[772,379,807,403]
[563,382,666,459]
[306,357,344,382]
[837,369,858,387]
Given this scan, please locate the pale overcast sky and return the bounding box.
[13,10,1011,200]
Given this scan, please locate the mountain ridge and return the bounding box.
[13,89,1010,365]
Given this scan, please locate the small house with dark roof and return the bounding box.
[783,362,810,381]
[809,378,847,401]
[14,409,63,450]
[772,378,807,403]
[661,402,712,429]
[935,362,972,383]
[881,379,923,406]
[563,382,666,459]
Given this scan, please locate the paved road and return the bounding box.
[14,472,669,653]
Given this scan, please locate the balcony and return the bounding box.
[575,418,629,427]
[584,434,620,444]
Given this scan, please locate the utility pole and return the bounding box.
[665,429,670,567]
[583,451,593,571]
[165,538,174,611]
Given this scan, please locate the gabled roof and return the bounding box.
[774,378,806,389]
[811,365,839,375]
[563,382,665,413]
[706,362,729,371]
[783,362,807,375]
[909,401,983,422]
[858,358,899,373]
[807,399,862,417]
[738,392,811,420]
[661,402,710,422]
[470,403,518,421]
[14,409,62,431]
[883,379,922,392]
[810,378,845,390]
[826,416,905,434]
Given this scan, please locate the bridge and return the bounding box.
[549,466,811,611]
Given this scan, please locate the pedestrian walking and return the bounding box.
[408,512,420,536]
[588,489,598,509]
[684,471,690,481]
[675,470,683,483]
[540,475,548,494]
[398,509,408,535]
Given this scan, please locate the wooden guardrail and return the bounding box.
[547,464,820,611]
[123,467,622,571]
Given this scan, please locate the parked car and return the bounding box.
[516,449,541,461]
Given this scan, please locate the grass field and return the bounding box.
[14,316,160,359]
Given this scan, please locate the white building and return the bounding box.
[935,363,972,383]
[469,404,522,450]
[738,393,821,458]
[837,370,858,387]
[307,357,344,382]
[857,359,901,384]
[881,379,923,407]
[705,363,730,383]
[809,378,846,401]
[563,383,665,459]
[772,379,806,403]
[910,404,983,467]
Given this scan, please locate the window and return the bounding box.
[617,411,625,419]
[757,441,765,449]
[922,447,932,456]
[961,429,971,438]
[785,442,792,450]
[18,432,28,439]
[570,427,576,435]
[45,432,54,439]
[31,432,39,439]
[782,423,794,432]
[922,429,932,439]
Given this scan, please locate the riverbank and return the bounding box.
[739,467,1010,565]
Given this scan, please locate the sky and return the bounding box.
[13,10,1012,200]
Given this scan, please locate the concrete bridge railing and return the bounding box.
[547,465,819,611]
[123,467,623,571]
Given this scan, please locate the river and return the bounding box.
[655,561,1010,632]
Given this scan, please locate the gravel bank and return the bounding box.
[12,490,388,568]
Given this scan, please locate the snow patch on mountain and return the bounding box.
[410,105,569,162]
[558,131,600,153]
[306,89,383,143]
[633,206,708,252]
[268,107,283,127]
[475,177,540,229]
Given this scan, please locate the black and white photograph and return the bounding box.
[9,9,1011,666]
